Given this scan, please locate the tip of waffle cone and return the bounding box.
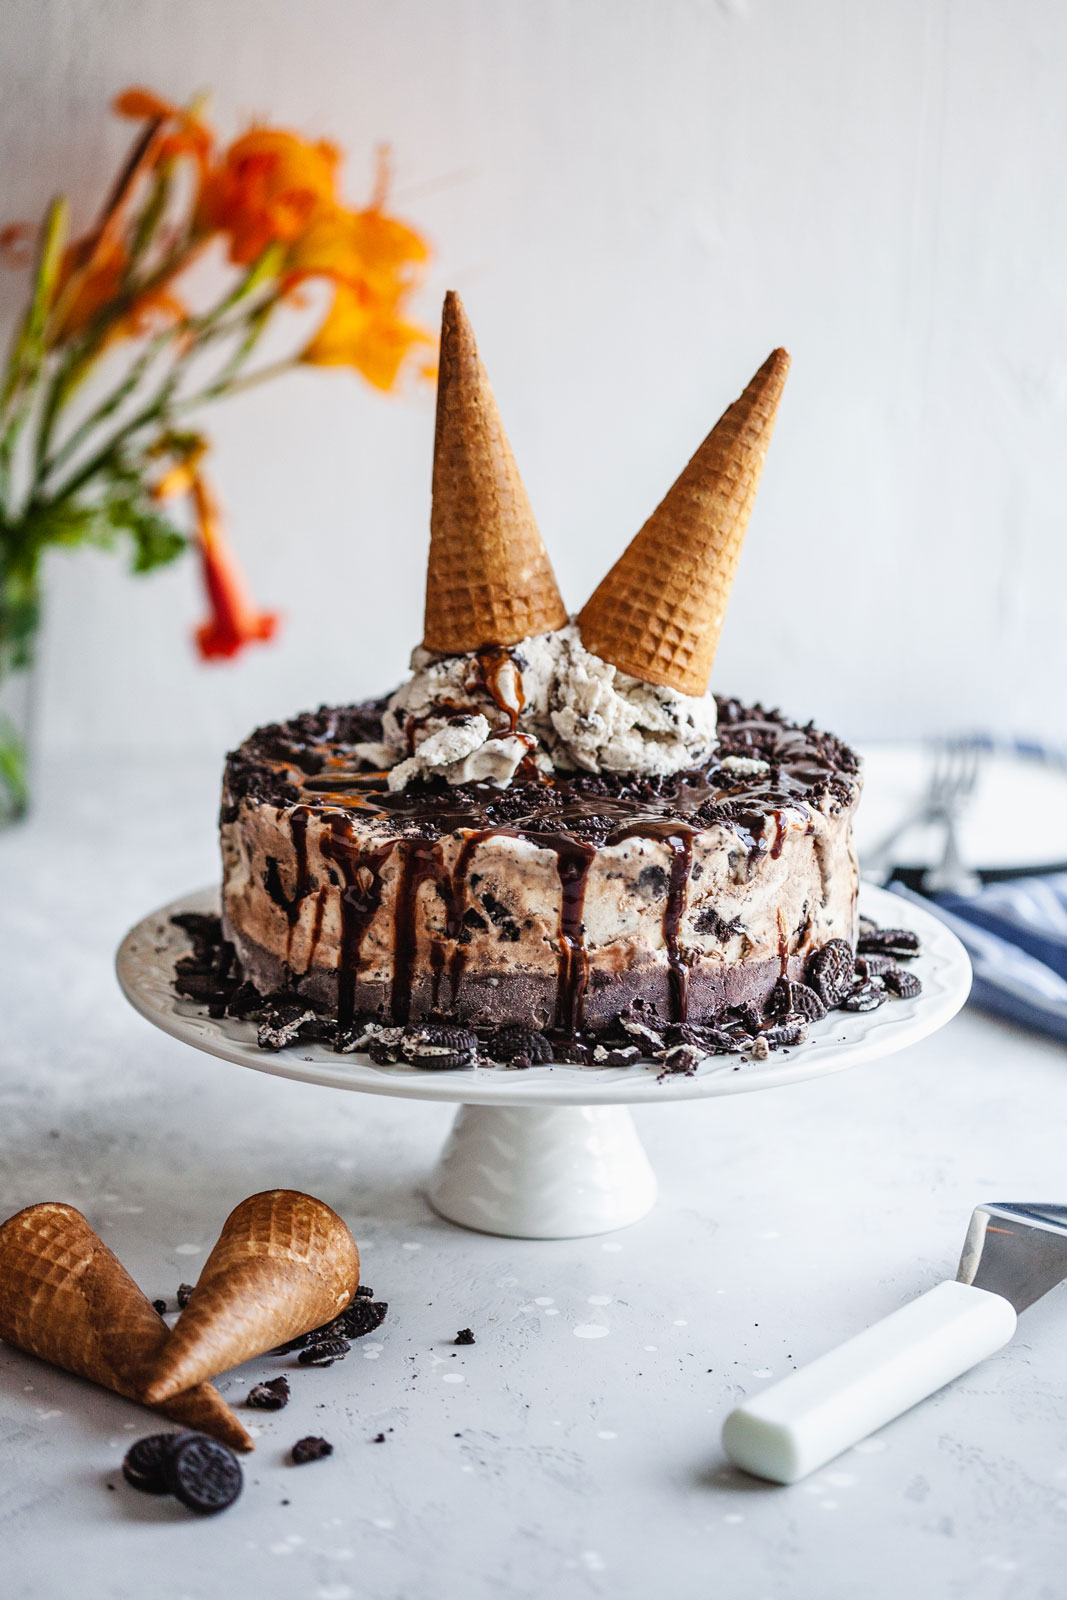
[578,348,789,696]
[144,1191,359,1401]
[423,291,567,655]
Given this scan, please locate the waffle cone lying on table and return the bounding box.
[193,295,918,1073]
[0,1203,252,1451]
[145,1190,359,1404]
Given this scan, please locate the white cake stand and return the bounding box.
[116,884,970,1240]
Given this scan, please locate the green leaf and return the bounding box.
[2,195,69,407]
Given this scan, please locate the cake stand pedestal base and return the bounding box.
[427,1104,658,1239]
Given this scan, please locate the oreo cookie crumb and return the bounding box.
[151,1299,167,1316]
[884,968,922,1000]
[258,1000,317,1052]
[291,1436,333,1465]
[298,1338,351,1367]
[760,1015,808,1049]
[372,1432,387,1443]
[770,980,826,1022]
[551,1041,592,1065]
[247,1376,290,1411]
[842,981,888,1012]
[855,952,896,980]
[660,1043,705,1077]
[455,1328,476,1345]
[619,1013,668,1055]
[355,1284,374,1299]
[592,1044,642,1067]
[122,1433,183,1494]
[338,1299,388,1339]
[401,1023,478,1070]
[165,1434,243,1515]
[176,1283,194,1309]
[857,927,921,957]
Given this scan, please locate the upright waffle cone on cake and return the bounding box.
[145,1190,359,1403]
[422,290,568,655]
[578,347,790,697]
[0,1203,252,1450]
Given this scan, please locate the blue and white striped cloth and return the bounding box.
[891,875,1067,1045]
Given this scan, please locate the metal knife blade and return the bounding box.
[957,1202,1067,1313]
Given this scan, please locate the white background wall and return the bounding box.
[3,0,1066,760]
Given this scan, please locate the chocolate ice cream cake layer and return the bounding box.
[220,697,861,1035]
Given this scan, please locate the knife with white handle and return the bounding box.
[722,1201,1067,1484]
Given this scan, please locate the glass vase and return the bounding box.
[0,655,34,827]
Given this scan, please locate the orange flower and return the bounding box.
[114,87,213,171]
[198,129,341,265]
[54,233,127,337]
[0,222,35,269]
[285,203,428,296]
[53,231,187,341]
[191,476,279,660]
[300,281,432,391]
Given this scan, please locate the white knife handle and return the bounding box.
[721,1280,1016,1484]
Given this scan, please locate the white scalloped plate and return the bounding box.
[116,883,970,1109]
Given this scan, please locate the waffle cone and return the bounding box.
[0,1203,252,1451]
[422,291,567,654]
[578,348,790,696]
[144,1190,359,1404]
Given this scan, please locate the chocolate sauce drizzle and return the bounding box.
[320,818,394,1030]
[262,806,312,963]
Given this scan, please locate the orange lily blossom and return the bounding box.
[197,128,341,265]
[190,476,278,661]
[114,87,214,172]
[301,281,432,391]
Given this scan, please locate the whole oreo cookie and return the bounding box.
[165,1434,243,1515]
[805,939,856,1007]
[122,1433,183,1494]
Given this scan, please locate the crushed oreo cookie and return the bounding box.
[455,1328,476,1345]
[842,981,888,1012]
[400,1023,478,1069]
[660,1043,706,1076]
[170,909,924,1078]
[246,1376,290,1410]
[257,998,318,1052]
[176,1283,194,1309]
[291,1436,333,1465]
[770,980,827,1022]
[857,927,921,958]
[884,967,922,999]
[297,1337,351,1367]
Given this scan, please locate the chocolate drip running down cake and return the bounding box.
[202,292,903,1066]
[220,696,861,1037]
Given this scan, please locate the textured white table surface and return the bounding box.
[1,756,1065,1600]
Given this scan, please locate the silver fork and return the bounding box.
[923,738,983,896]
[862,738,982,888]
